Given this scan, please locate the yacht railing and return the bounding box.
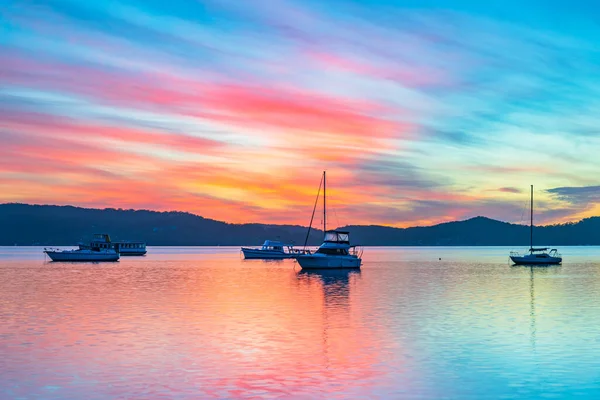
[350,245,363,258]
[510,249,562,257]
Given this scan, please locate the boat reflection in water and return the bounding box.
[295,269,364,372]
[296,268,361,303]
[511,264,561,352]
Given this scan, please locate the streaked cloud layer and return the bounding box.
[2,0,600,226]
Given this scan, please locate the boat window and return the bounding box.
[316,248,336,255]
[324,232,338,242]
[324,232,350,243]
[316,248,348,255]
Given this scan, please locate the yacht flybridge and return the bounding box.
[509,185,562,265]
[296,171,363,269]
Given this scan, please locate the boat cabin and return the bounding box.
[314,230,354,255]
[89,233,113,250]
[92,233,111,243]
[529,247,560,257]
[261,240,288,252]
[315,246,350,255]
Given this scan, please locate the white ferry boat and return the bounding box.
[79,233,147,256]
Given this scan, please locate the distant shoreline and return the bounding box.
[2,203,599,246]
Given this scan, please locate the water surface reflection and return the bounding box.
[2,247,600,399]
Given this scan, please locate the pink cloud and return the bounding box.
[0,110,222,155]
[306,51,452,87]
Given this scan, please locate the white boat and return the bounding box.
[296,171,363,270]
[44,248,120,262]
[241,240,305,259]
[296,230,362,269]
[510,185,562,265]
[79,233,147,256]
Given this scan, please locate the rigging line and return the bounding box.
[303,174,324,249]
[331,202,341,229]
[519,195,529,226]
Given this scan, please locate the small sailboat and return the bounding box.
[296,171,362,270]
[510,185,562,265]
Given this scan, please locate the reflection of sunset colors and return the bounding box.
[0,256,404,398]
[4,248,600,398]
[3,1,600,226]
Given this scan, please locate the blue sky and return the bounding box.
[1,0,600,226]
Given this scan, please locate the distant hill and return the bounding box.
[345,216,598,246]
[0,203,323,246]
[1,203,599,246]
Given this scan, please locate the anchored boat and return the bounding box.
[44,248,120,262]
[296,171,363,270]
[509,185,562,265]
[296,230,362,269]
[242,240,296,259]
[79,233,147,256]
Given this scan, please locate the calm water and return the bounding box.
[2,246,600,399]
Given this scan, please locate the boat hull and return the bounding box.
[118,249,147,256]
[296,255,361,269]
[510,256,562,265]
[241,248,293,259]
[45,250,120,262]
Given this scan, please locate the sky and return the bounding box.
[2,0,600,227]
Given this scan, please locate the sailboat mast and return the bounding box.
[530,184,533,250]
[323,170,326,238]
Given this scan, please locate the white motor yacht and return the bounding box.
[296,171,363,270]
[242,240,300,259]
[44,248,120,262]
[296,230,362,269]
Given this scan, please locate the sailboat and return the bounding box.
[296,171,363,269]
[509,185,562,265]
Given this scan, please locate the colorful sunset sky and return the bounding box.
[2,0,600,227]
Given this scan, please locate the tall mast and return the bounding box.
[530,184,533,250]
[323,170,326,238]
